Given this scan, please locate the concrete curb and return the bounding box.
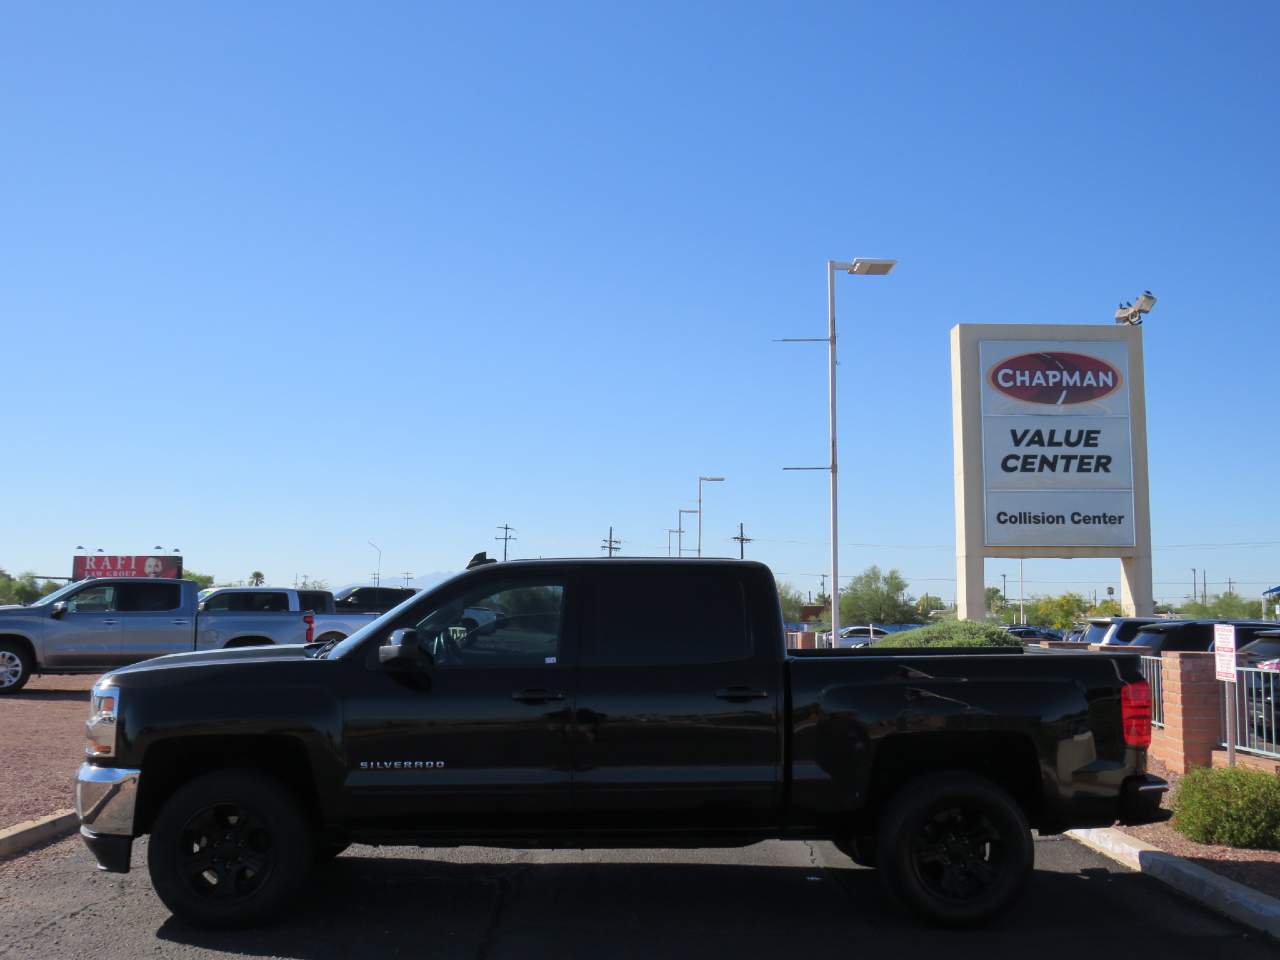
[1068,827,1280,940]
[0,810,78,860]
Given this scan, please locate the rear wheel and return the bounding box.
[147,769,313,929]
[876,772,1032,927]
[0,641,33,694]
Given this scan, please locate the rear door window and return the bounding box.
[1082,622,1110,645]
[116,583,182,612]
[585,572,750,666]
[297,590,330,613]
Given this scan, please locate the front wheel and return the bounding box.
[147,769,313,929]
[0,641,33,694]
[875,772,1033,927]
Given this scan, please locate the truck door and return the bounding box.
[41,582,120,668]
[113,581,190,665]
[571,568,782,829]
[341,575,576,832]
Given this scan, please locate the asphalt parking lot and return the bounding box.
[0,834,1271,959]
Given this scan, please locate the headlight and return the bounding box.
[86,683,119,759]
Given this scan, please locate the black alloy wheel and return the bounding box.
[176,802,276,903]
[148,770,313,928]
[876,772,1033,927]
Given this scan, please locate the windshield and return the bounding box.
[322,582,451,659]
[27,581,84,606]
[1081,621,1110,645]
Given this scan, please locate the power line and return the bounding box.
[495,523,517,562]
[601,526,622,558]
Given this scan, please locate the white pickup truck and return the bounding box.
[0,579,314,694]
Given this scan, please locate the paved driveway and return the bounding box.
[0,835,1271,959]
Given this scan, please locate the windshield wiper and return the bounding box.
[305,638,342,659]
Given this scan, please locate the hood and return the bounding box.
[105,643,312,679]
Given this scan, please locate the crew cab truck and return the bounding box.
[74,559,1167,929]
[197,587,384,646]
[0,579,312,692]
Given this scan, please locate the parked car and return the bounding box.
[198,587,381,645]
[1234,630,1280,743]
[1087,616,1162,646]
[75,557,1166,930]
[1121,619,1274,655]
[1004,625,1062,642]
[0,579,313,692]
[332,585,418,615]
[835,625,887,648]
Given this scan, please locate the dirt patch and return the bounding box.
[1117,757,1280,900]
[0,674,98,829]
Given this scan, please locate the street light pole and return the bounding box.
[678,509,698,556]
[697,476,724,558]
[782,258,895,648]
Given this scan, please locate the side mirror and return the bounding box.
[379,628,431,670]
[51,601,68,620]
[197,600,208,612]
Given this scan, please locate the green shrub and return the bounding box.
[1173,767,1280,850]
[879,620,1022,649]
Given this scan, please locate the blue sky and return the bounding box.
[2,2,1276,604]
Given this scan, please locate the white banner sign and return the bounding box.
[1215,623,1237,683]
[981,339,1135,548]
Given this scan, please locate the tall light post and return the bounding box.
[368,541,382,587]
[667,529,680,557]
[678,509,698,556]
[697,476,724,558]
[782,257,896,646]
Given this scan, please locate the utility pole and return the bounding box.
[1227,577,1234,595]
[401,571,413,588]
[1203,570,1208,606]
[731,522,753,559]
[1001,573,1007,608]
[818,573,827,596]
[601,526,621,558]
[1191,568,1197,606]
[495,523,517,562]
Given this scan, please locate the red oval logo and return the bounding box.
[988,352,1122,405]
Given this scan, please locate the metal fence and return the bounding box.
[1139,656,1164,728]
[1220,666,1280,760]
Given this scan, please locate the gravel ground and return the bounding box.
[1118,758,1280,900]
[0,674,98,829]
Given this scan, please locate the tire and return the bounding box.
[147,769,314,929]
[0,640,33,694]
[835,834,877,868]
[875,771,1033,928]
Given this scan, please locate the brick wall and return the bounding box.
[1149,652,1221,774]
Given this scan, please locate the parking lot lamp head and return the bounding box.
[848,259,896,276]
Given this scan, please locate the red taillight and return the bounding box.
[1121,679,1152,748]
[304,613,315,644]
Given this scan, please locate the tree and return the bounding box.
[1089,598,1122,618]
[777,582,806,622]
[182,569,215,589]
[249,571,265,586]
[839,566,919,625]
[1182,593,1263,620]
[985,586,1005,615]
[917,593,947,620]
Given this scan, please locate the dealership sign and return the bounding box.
[980,339,1135,548]
[72,555,184,580]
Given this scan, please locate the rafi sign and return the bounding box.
[980,339,1135,548]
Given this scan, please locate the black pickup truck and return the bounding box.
[75,558,1166,929]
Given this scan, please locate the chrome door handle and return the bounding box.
[100,619,120,626]
[171,619,189,625]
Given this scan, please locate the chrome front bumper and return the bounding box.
[75,762,140,837]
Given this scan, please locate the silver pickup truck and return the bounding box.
[0,578,312,694]
[197,587,383,645]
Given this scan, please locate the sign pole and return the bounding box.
[1214,623,1237,768]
